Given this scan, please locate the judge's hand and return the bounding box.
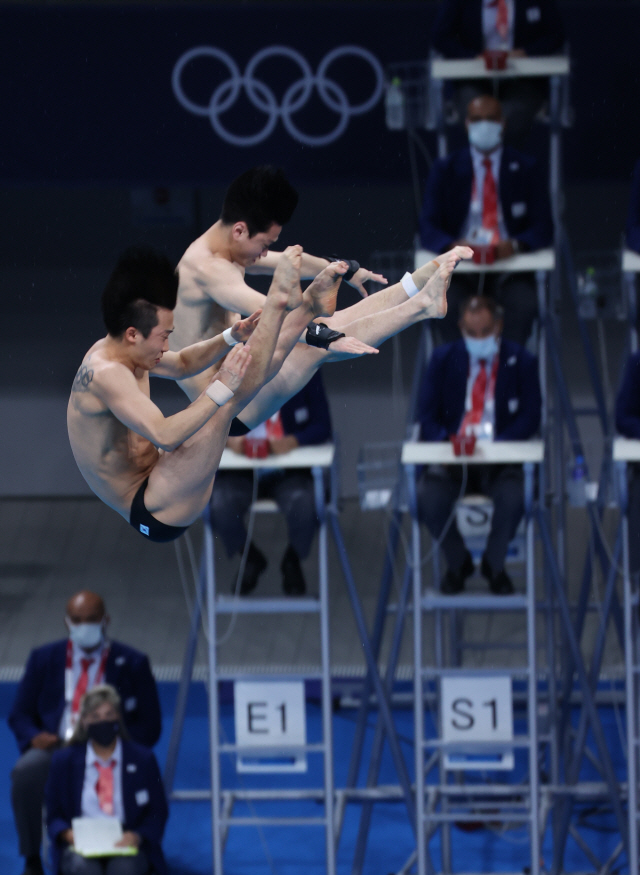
[116,832,141,848]
[61,829,74,846]
[226,436,246,454]
[495,240,516,260]
[31,731,59,751]
[268,436,299,455]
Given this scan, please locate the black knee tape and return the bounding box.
[305,322,346,349]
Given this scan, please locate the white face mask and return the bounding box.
[463,333,499,360]
[66,620,104,651]
[467,120,503,153]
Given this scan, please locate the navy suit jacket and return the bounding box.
[46,739,168,875]
[432,0,565,58]
[278,371,332,446]
[417,338,541,441]
[616,351,640,438]
[8,640,162,752]
[419,145,553,253]
[626,158,640,254]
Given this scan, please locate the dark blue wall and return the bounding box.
[0,1,637,186]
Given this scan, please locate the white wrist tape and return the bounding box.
[401,271,420,298]
[222,327,237,346]
[206,381,234,407]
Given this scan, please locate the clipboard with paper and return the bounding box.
[71,817,138,857]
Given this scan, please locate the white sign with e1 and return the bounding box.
[234,681,307,773]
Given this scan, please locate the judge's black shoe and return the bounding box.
[21,858,44,875]
[281,545,306,596]
[481,554,515,595]
[235,542,267,595]
[440,551,475,595]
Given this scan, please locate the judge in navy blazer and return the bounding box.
[10,640,161,754]
[46,686,168,875]
[419,95,552,345]
[9,590,161,875]
[419,144,552,258]
[417,337,542,442]
[432,0,565,59]
[415,296,541,594]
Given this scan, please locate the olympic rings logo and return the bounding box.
[171,45,384,147]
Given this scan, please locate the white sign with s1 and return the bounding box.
[440,675,514,770]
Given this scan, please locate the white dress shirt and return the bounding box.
[483,0,514,50]
[81,736,124,822]
[461,145,508,244]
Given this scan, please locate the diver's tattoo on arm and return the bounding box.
[72,365,94,392]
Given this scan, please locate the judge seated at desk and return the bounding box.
[431,0,566,146]
[615,350,640,574]
[415,294,541,595]
[419,94,553,345]
[210,370,331,596]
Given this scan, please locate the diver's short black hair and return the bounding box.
[220,166,299,236]
[101,247,178,338]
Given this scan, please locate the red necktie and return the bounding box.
[482,158,499,243]
[459,360,488,436]
[95,760,115,815]
[496,0,509,40]
[265,412,284,440]
[72,658,94,713]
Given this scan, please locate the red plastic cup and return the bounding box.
[483,49,508,71]
[244,437,269,459]
[450,434,477,457]
[472,244,497,265]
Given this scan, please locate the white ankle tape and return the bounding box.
[206,381,234,407]
[401,271,420,298]
[222,327,237,346]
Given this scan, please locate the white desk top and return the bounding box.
[622,249,640,273]
[219,444,335,470]
[613,438,640,463]
[402,440,544,466]
[415,248,555,273]
[431,56,570,81]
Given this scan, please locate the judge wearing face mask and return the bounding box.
[9,591,161,875]
[419,95,553,346]
[46,685,168,875]
[415,295,541,595]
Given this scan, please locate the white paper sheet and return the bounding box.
[71,817,137,857]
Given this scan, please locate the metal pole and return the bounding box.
[407,462,427,875]
[163,552,206,794]
[203,514,224,875]
[313,466,336,875]
[620,460,639,875]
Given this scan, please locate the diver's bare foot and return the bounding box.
[416,249,466,319]
[411,245,473,292]
[303,261,348,318]
[271,245,303,311]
